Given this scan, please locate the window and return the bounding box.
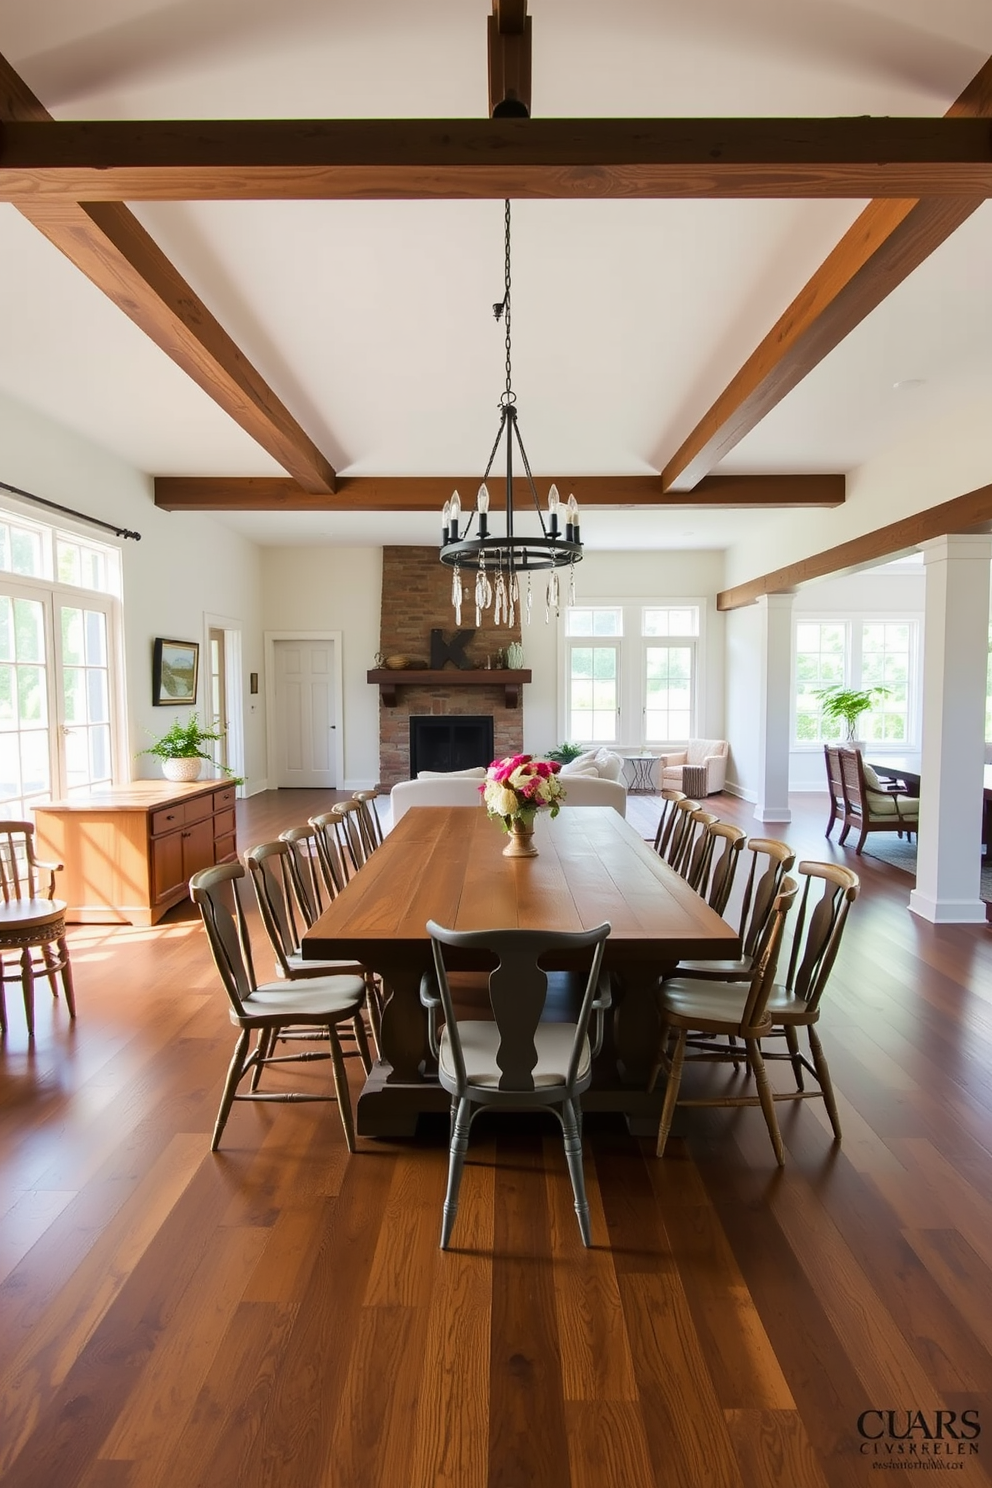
[566,609,622,742]
[0,507,122,816]
[643,608,697,744]
[563,602,701,747]
[793,617,918,747]
[795,622,848,742]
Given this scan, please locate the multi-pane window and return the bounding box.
[793,618,917,746]
[643,609,697,743]
[564,603,701,747]
[859,623,911,743]
[795,622,847,742]
[0,506,122,815]
[566,609,622,743]
[0,594,51,812]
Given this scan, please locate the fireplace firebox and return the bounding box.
[409,716,495,777]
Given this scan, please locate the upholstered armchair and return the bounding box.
[658,739,729,796]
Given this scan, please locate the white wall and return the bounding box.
[724,398,992,592]
[723,600,764,800]
[522,549,726,758]
[260,546,382,787]
[0,389,267,789]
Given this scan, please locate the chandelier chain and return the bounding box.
[503,199,513,403]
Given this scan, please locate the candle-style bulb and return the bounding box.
[477,483,490,514]
[548,484,560,515]
[441,497,451,544]
[449,490,461,541]
[566,493,579,521]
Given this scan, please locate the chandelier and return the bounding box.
[439,200,582,627]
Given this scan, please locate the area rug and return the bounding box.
[861,834,992,905]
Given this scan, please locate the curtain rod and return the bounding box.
[0,479,141,541]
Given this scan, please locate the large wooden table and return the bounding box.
[303,806,740,1136]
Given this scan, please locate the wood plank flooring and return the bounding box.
[2,787,992,1487]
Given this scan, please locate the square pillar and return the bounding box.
[909,534,992,924]
[754,593,793,823]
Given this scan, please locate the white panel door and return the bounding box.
[272,639,337,788]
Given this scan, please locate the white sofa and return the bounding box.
[390,770,627,824]
[658,739,729,796]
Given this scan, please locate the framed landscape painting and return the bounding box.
[152,638,199,705]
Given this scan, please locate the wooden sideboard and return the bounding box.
[34,779,238,925]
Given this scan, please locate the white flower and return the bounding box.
[488,784,519,817]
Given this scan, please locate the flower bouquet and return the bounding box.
[480,754,565,857]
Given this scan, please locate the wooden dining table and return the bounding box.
[302,805,740,1136]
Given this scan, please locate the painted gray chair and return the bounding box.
[422,919,612,1250]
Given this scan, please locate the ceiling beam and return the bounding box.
[0,54,337,495]
[488,2,532,119]
[662,56,992,493]
[154,472,844,513]
[716,482,992,611]
[1,117,991,203]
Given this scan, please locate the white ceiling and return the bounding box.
[0,0,990,550]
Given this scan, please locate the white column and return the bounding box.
[909,534,992,925]
[754,593,793,823]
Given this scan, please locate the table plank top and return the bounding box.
[303,806,739,966]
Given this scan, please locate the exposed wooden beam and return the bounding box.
[154,472,844,512]
[0,54,337,495]
[716,481,992,611]
[1,117,991,203]
[488,2,532,118]
[662,56,992,493]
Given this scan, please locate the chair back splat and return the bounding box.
[279,824,324,923]
[652,790,686,855]
[785,861,859,1015]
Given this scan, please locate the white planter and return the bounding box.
[161,756,203,783]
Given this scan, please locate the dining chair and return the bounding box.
[676,836,796,983]
[648,879,798,1163]
[757,860,860,1142]
[335,799,371,872]
[676,810,720,885]
[352,791,385,853]
[190,861,370,1153]
[279,824,326,922]
[422,919,612,1249]
[695,822,747,915]
[308,809,351,896]
[0,821,76,1037]
[662,797,701,870]
[278,824,385,1052]
[823,745,845,838]
[652,789,686,856]
[837,749,918,854]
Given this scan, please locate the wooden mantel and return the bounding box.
[367,668,532,709]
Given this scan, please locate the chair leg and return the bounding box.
[561,1098,592,1247]
[441,1096,472,1250]
[784,1024,805,1090]
[655,1028,686,1158]
[327,1028,356,1154]
[748,1040,785,1167]
[250,1027,274,1090]
[838,821,851,846]
[20,946,35,1037]
[41,942,61,998]
[646,1020,671,1094]
[856,825,868,855]
[808,1026,842,1141]
[352,1013,373,1075]
[212,1028,251,1151]
[0,981,7,1035]
[57,938,76,1018]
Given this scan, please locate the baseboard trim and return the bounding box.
[724,782,758,804]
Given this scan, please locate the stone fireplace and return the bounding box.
[375,547,525,787]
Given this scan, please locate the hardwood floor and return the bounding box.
[2,787,992,1487]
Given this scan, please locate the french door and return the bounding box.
[0,577,121,815]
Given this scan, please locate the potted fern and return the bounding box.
[813,685,889,745]
[139,714,234,783]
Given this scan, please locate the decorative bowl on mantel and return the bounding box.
[376,654,429,670]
